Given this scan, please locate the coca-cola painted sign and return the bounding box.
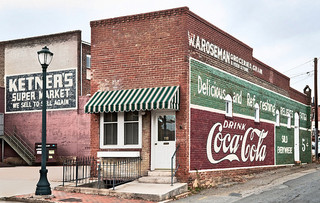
[190,108,274,170]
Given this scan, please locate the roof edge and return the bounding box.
[0,30,82,45]
[90,7,189,27]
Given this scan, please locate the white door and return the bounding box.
[151,111,176,170]
[294,113,300,162]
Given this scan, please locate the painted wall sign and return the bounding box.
[190,58,310,128]
[188,31,263,75]
[189,58,311,168]
[5,69,77,113]
[190,108,274,170]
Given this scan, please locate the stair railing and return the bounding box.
[3,128,35,163]
[171,143,180,186]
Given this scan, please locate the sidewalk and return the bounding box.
[2,163,319,203]
[3,181,188,203]
[7,190,153,203]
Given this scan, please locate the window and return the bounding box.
[86,55,91,80]
[86,69,91,80]
[124,112,139,145]
[100,111,142,148]
[287,115,291,128]
[103,112,117,145]
[254,103,260,122]
[86,55,91,68]
[225,94,232,117]
[276,110,280,126]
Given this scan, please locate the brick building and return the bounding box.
[86,7,312,186]
[0,30,91,164]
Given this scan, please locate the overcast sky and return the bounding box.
[1,0,319,95]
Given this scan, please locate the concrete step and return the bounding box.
[148,170,172,177]
[138,176,177,184]
[57,181,189,202]
[114,181,189,201]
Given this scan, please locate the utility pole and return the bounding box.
[314,57,319,161]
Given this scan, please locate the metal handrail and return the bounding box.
[7,128,34,153]
[5,135,34,161]
[3,128,34,161]
[63,157,141,189]
[171,143,180,186]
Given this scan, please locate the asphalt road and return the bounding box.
[174,164,320,203]
[237,169,320,203]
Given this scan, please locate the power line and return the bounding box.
[291,72,314,85]
[283,59,314,73]
[290,69,314,79]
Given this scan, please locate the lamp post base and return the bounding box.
[35,169,51,195]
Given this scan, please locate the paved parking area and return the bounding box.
[0,166,62,197]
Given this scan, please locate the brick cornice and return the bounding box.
[90,7,189,27]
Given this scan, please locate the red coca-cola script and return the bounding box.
[190,108,274,170]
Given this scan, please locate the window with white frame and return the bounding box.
[100,111,142,148]
[287,114,291,128]
[276,110,280,126]
[86,55,91,68]
[86,55,91,80]
[225,94,232,117]
[254,103,260,122]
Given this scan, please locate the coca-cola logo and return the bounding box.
[206,120,268,164]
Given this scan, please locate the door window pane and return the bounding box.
[158,115,175,141]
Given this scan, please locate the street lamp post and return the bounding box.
[35,46,53,195]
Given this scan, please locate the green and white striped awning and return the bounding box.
[85,86,179,113]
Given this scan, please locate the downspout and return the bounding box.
[1,138,4,162]
[80,42,83,96]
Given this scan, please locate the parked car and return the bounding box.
[312,140,320,156]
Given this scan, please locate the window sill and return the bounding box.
[97,151,140,158]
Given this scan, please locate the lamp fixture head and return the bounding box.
[37,46,53,66]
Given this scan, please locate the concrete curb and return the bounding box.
[55,182,188,202]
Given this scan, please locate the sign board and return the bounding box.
[5,69,77,113]
[190,109,274,170]
[189,58,311,169]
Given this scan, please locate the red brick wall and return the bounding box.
[190,108,274,170]
[186,11,308,105]
[1,31,92,161]
[5,96,91,158]
[185,8,310,185]
[0,142,20,163]
[90,6,310,184]
[90,7,190,177]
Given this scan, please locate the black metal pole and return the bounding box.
[314,58,319,161]
[35,64,51,195]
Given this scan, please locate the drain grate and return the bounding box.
[59,198,83,202]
